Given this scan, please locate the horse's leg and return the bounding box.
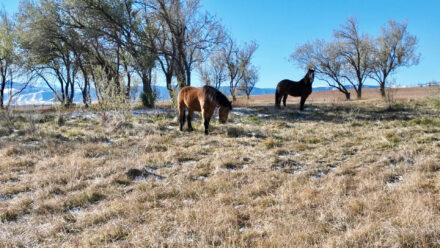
[187,110,194,131]
[275,90,281,109]
[300,96,307,111]
[282,94,288,108]
[202,107,214,135]
[204,117,211,135]
[179,106,186,131]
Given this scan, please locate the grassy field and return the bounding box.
[1,87,440,247]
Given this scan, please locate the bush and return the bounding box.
[384,79,399,109]
[227,126,246,138]
[141,89,156,108]
[0,127,11,137]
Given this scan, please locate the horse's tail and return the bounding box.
[275,87,281,108]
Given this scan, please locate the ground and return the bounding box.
[0,87,440,247]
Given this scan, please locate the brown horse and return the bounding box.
[275,69,315,110]
[178,85,232,135]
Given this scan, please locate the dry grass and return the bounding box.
[235,86,438,106]
[1,91,440,247]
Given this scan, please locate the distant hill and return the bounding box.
[3,82,380,105]
[157,85,380,100]
[4,82,88,105]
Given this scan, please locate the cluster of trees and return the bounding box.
[197,39,259,101]
[0,0,258,109]
[291,17,420,100]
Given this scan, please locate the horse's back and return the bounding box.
[178,86,202,111]
[276,79,302,96]
[277,79,294,88]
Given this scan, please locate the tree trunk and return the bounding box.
[80,66,90,107]
[334,86,351,100]
[231,91,236,102]
[82,83,89,107]
[86,80,91,107]
[69,81,74,106]
[176,73,186,89]
[166,74,175,100]
[58,74,66,105]
[64,82,69,106]
[380,71,389,98]
[125,70,131,99]
[0,77,5,108]
[0,89,4,109]
[356,85,362,99]
[141,70,155,108]
[81,79,89,107]
[380,82,386,97]
[186,69,191,86]
[90,69,102,103]
[115,42,121,95]
[229,83,236,102]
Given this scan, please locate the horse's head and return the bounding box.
[307,69,315,84]
[219,101,232,123]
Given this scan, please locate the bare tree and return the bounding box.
[239,64,259,99]
[153,0,224,88]
[60,0,159,107]
[18,0,81,106]
[197,50,227,89]
[223,38,240,100]
[224,39,258,101]
[149,16,176,100]
[8,0,254,108]
[292,40,351,100]
[5,69,37,107]
[334,17,374,99]
[0,9,41,109]
[0,10,16,108]
[371,20,420,97]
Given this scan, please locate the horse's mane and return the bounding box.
[300,69,314,84]
[202,86,232,109]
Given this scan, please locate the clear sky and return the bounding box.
[202,0,440,88]
[2,0,439,88]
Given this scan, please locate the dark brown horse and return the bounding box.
[275,69,315,110]
[178,85,232,135]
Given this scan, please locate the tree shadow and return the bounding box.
[232,102,434,124]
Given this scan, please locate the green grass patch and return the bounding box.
[64,191,105,210]
[408,118,440,128]
[65,128,85,137]
[262,137,282,149]
[245,116,261,124]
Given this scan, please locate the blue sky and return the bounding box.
[2,0,439,88]
[202,0,440,88]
